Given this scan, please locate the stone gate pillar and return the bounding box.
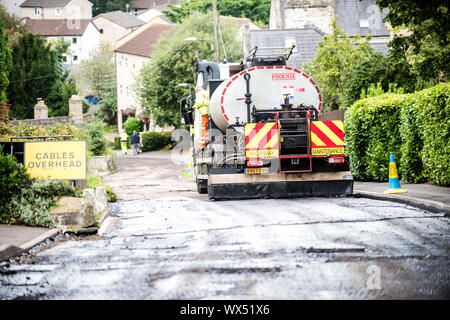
[34,98,48,119]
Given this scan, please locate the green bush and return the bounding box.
[87,174,117,202]
[10,180,82,228]
[141,132,171,152]
[413,83,450,186]
[345,94,408,181]
[345,83,450,186]
[399,95,426,183]
[0,145,83,226]
[123,117,144,137]
[0,146,32,223]
[79,118,108,156]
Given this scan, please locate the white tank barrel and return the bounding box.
[209,66,322,132]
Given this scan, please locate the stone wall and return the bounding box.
[9,95,94,128]
[284,6,334,34]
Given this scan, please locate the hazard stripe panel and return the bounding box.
[245,122,279,158]
[311,120,344,155]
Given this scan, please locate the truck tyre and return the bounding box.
[197,180,208,194]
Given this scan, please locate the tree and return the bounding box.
[0,4,28,46]
[377,0,449,85]
[138,12,242,127]
[7,32,79,119]
[339,51,416,107]
[0,19,12,103]
[46,79,78,117]
[306,18,374,111]
[7,33,60,119]
[74,43,115,100]
[91,0,134,16]
[97,86,117,125]
[163,0,271,25]
[45,37,78,117]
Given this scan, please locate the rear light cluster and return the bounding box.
[328,156,345,164]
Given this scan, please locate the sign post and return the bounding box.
[24,140,87,180]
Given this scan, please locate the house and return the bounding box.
[114,17,173,132]
[92,10,145,47]
[20,0,93,20]
[132,0,179,15]
[25,18,100,65]
[268,0,392,55]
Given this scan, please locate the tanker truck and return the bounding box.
[180,46,354,200]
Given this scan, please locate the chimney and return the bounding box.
[69,95,83,124]
[34,98,48,119]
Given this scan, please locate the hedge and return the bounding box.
[0,122,78,142]
[344,83,450,186]
[141,132,171,152]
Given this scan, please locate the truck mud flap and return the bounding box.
[207,172,354,200]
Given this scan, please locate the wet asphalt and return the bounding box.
[0,196,449,299]
[0,152,449,299]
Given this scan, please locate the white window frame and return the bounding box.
[34,7,41,16]
[55,7,61,16]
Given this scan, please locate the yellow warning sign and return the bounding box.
[311,147,345,156]
[24,140,87,180]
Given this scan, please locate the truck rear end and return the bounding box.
[181,47,353,200]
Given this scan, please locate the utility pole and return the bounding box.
[211,0,219,63]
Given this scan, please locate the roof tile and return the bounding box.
[20,0,73,8]
[25,19,92,36]
[115,23,173,57]
[96,10,145,28]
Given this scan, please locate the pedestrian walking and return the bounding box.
[131,130,140,155]
[120,130,128,155]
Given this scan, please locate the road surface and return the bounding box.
[0,151,448,299]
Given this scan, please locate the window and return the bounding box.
[55,7,61,15]
[126,86,129,96]
[125,57,128,68]
[34,7,41,16]
[120,85,123,95]
[72,37,77,44]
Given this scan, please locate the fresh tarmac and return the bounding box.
[0,151,448,299]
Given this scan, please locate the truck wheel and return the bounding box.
[197,180,208,194]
